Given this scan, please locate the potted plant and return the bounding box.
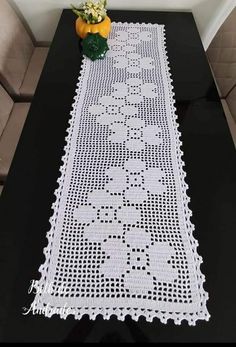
[71,0,111,39]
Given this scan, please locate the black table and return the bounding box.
[1,10,236,342]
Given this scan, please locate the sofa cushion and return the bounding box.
[0,85,13,137]
[0,102,30,180]
[207,8,236,97]
[226,86,236,123]
[0,0,34,96]
[20,47,49,99]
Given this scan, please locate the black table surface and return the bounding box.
[1,9,236,342]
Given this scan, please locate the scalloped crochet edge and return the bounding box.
[159,25,210,324]
[30,22,210,326]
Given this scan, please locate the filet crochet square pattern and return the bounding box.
[30,22,210,325]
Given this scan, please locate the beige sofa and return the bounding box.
[0,0,49,100]
[0,86,30,182]
[207,7,236,145]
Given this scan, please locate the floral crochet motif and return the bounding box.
[113,53,154,73]
[107,40,136,57]
[98,228,177,294]
[115,27,152,44]
[88,96,137,125]
[74,190,140,242]
[105,159,166,203]
[112,78,157,104]
[109,118,162,151]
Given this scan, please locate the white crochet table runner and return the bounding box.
[31,22,210,325]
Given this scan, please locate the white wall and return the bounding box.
[9,0,236,49]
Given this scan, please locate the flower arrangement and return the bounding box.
[71,0,107,24]
[71,0,110,61]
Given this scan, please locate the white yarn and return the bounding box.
[30,22,210,325]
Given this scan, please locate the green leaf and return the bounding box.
[71,4,84,17]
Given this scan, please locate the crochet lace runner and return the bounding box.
[31,22,210,325]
